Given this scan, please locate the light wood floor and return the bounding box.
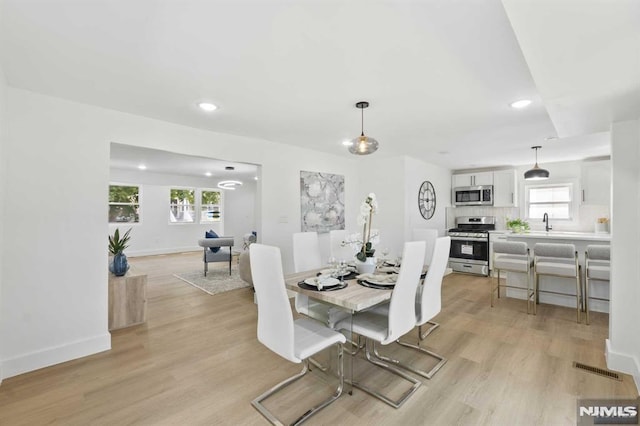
[0,251,635,425]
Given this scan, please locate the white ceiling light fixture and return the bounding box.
[138,164,147,170]
[509,99,532,109]
[205,172,212,177]
[198,102,218,112]
[524,146,550,180]
[217,180,243,190]
[342,140,353,146]
[348,101,379,155]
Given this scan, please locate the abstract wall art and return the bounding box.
[300,171,345,233]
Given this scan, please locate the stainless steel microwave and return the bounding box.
[453,185,494,206]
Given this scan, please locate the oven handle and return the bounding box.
[449,236,488,242]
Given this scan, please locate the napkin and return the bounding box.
[356,273,398,284]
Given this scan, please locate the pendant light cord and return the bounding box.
[361,106,365,137]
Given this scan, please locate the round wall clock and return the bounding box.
[418,181,436,220]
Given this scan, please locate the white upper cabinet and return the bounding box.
[493,169,518,207]
[452,171,494,187]
[581,160,611,205]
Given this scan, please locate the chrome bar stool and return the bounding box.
[533,243,582,323]
[491,241,535,314]
[585,245,610,325]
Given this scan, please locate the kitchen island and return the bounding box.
[504,231,610,313]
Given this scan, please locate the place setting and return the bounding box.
[298,258,353,291]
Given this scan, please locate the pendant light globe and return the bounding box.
[348,101,379,155]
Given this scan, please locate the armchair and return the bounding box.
[197,236,234,276]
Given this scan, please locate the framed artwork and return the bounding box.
[300,171,345,233]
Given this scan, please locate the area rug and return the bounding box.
[174,267,251,295]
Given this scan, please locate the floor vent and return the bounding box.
[573,362,622,381]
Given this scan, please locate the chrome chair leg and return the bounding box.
[376,326,447,380]
[347,339,421,409]
[252,344,345,426]
[419,321,439,341]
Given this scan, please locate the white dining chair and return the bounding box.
[329,229,354,261]
[292,232,329,322]
[335,240,425,408]
[412,228,438,267]
[371,237,451,379]
[250,244,346,425]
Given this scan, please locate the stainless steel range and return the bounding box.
[448,216,496,276]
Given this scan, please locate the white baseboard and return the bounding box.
[1,333,111,380]
[606,339,640,395]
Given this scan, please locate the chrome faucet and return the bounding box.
[543,212,552,232]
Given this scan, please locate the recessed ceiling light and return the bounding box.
[509,99,532,109]
[254,176,258,181]
[205,172,212,177]
[198,102,218,112]
[342,140,353,146]
[138,164,147,170]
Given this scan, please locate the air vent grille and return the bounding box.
[573,362,621,381]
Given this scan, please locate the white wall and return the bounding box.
[608,119,640,394]
[0,87,360,379]
[0,58,7,383]
[356,156,406,258]
[404,156,451,238]
[109,168,256,256]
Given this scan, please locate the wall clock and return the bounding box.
[418,181,436,220]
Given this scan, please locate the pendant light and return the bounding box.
[347,101,379,155]
[524,146,550,180]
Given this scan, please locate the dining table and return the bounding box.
[283,265,407,396]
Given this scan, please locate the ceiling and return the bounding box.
[2,0,638,170]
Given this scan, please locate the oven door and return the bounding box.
[449,237,489,262]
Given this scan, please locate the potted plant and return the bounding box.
[506,218,530,233]
[109,228,132,276]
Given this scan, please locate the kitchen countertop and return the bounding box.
[505,231,610,241]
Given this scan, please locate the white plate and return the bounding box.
[304,277,341,288]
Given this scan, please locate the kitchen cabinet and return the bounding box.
[493,169,518,207]
[581,160,611,206]
[452,171,493,187]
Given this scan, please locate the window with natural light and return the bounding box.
[200,190,222,223]
[526,184,573,219]
[169,188,195,223]
[109,185,140,223]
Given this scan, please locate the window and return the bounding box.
[201,190,222,223]
[109,185,140,223]
[526,183,574,220]
[169,188,195,223]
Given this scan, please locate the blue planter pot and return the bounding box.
[110,252,129,276]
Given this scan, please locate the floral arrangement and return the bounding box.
[351,193,378,261]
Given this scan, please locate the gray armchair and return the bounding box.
[197,237,234,276]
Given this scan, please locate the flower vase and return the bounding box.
[355,256,376,274]
[110,252,129,276]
